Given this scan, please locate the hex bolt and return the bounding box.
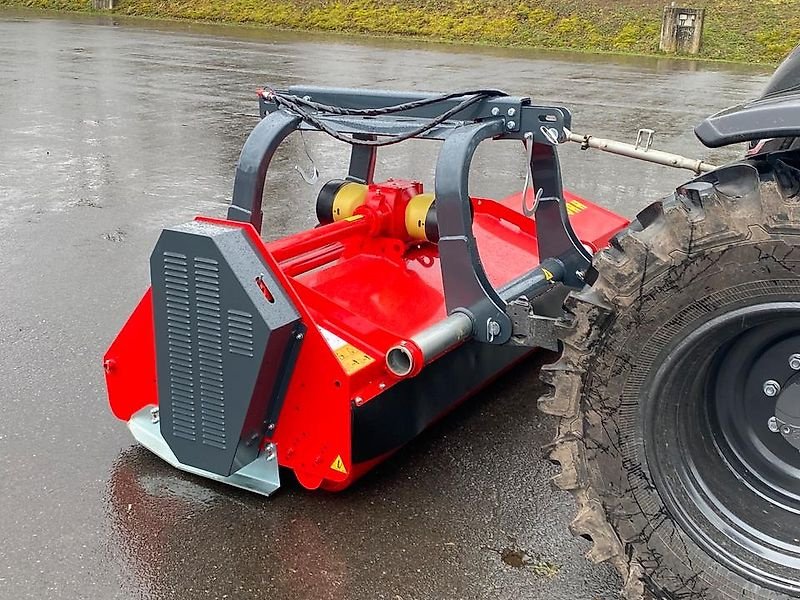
[354,396,364,407]
[296,332,304,340]
[150,407,160,424]
[264,443,276,461]
[507,107,516,117]
[782,425,793,436]
[768,417,780,433]
[488,320,501,338]
[491,107,500,116]
[506,120,516,130]
[790,354,800,370]
[763,380,781,397]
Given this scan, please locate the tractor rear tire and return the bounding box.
[540,156,800,599]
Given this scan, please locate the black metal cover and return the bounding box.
[150,221,301,477]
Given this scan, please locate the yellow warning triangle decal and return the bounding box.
[330,455,348,474]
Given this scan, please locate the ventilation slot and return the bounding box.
[164,252,195,441]
[228,309,255,358]
[191,257,226,450]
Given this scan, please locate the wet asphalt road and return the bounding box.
[0,10,773,600]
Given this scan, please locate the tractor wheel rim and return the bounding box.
[646,302,800,594]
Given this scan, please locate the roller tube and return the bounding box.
[386,312,474,377]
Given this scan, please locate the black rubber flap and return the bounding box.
[150,221,300,477]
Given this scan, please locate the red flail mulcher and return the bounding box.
[106,46,800,600]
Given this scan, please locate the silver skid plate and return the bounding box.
[128,405,281,497]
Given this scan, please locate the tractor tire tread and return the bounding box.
[539,156,800,599]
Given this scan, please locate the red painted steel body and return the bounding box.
[105,181,628,492]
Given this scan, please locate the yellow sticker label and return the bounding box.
[344,215,364,222]
[334,344,375,375]
[566,199,587,216]
[330,455,348,474]
[541,267,554,281]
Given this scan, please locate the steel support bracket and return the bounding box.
[504,285,576,350]
[506,297,560,350]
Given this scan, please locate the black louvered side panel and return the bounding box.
[151,222,302,477]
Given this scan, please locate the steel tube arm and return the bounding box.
[228,110,303,231]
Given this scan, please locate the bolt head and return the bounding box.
[264,443,276,461]
[491,107,500,116]
[150,407,160,424]
[506,120,516,130]
[763,380,781,397]
[790,353,800,370]
[782,425,793,436]
[354,396,364,407]
[768,417,780,433]
[507,107,516,117]
[488,320,501,336]
[296,332,304,340]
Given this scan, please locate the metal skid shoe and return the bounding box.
[104,86,628,497]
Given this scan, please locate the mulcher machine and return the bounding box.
[105,87,627,492]
[106,48,800,600]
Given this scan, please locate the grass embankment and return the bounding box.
[3,0,798,63]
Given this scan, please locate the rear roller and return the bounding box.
[540,156,800,598]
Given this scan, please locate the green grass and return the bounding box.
[2,0,798,63]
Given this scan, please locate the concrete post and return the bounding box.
[660,6,705,54]
[92,0,116,9]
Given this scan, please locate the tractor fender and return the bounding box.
[695,44,800,148]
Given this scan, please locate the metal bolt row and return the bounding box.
[763,353,800,434]
[769,416,800,438]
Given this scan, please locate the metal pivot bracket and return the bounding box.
[520,141,592,289]
[501,196,591,348]
[506,297,561,351]
[499,143,593,348]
